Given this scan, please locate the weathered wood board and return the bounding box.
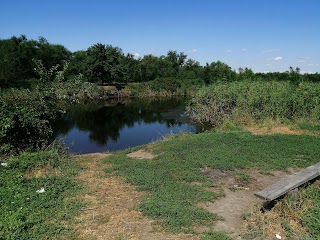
[255,162,320,201]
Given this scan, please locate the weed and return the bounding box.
[0,150,83,239]
[244,181,320,239]
[236,172,252,182]
[200,231,232,240]
[187,81,320,126]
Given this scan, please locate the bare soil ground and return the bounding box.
[199,168,296,239]
[73,153,197,240]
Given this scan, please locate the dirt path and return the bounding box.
[73,153,197,240]
[199,168,295,239]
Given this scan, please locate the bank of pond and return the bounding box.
[52,98,210,153]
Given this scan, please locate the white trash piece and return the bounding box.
[36,187,45,193]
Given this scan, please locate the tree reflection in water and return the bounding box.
[52,98,207,153]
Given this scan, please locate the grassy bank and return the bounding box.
[104,129,320,238]
[0,148,83,239]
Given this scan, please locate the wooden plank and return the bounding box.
[255,162,320,201]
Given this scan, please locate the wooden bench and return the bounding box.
[255,162,320,201]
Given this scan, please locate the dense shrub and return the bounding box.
[187,81,320,126]
[0,89,58,154]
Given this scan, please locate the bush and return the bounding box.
[0,88,58,154]
[186,81,320,126]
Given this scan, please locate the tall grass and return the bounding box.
[186,81,320,126]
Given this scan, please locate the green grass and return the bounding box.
[0,150,83,239]
[302,182,320,237]
[200,231,232,240]
[243,180,320,240]
[104,131,320,234]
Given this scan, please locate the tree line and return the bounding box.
[1,35,319,88]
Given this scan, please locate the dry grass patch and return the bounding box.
[127,150,156,160]
[245,126,303,135]
[244,189,312,239]
[24,166,49,179]
[73,153,196,240]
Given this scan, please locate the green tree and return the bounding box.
[163,50,187,76]
[67,50,88,78]
[0,35,71,87]
[86,43,126,85]
[139,54,163,81]
[238,67,254,80]
[35,37,72,70]
[203,61,235,84]
[179,59,203,79]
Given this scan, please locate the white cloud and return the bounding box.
[266,63,272,66]
[273,56,283,61]
[262,49,280,54]
[241,48,248,52]
[298,60,306,63]
[225,49,232,53]
[189,49,197,53]
[133,53,140,57]
[307,63,315,66]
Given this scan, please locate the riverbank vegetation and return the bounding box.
[186,81,320,126]
[1,34,320,239]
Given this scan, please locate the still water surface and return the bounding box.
[52,98,208,154]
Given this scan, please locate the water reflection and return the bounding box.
[52,98,208,154]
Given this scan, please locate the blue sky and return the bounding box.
[1,0,320,73]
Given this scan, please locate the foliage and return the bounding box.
[32,59,60,83]
[0,88,58,154]
[0,35,71,87]
[1,35,320,88]
[187,81,320,126]
[85,43,127,85]
[105,131,320,232]
[0,149,82,239]
[203,61,236,84]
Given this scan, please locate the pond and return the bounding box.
[52,98,209,154]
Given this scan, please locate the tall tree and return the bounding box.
[86,43,125,85]
[204,61,236,84]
